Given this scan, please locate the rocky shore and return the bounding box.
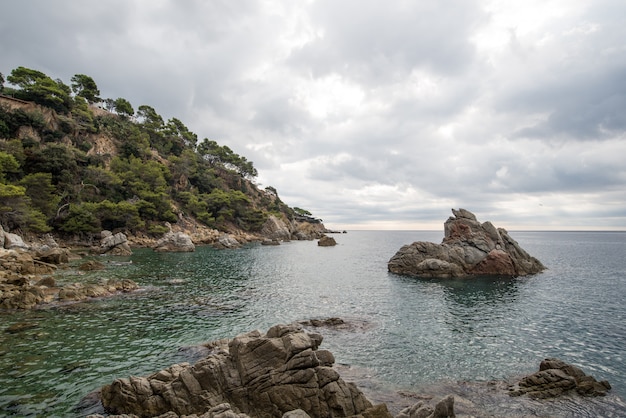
[388,208,546,278]
[0,214,332,310]
[81,321,617,418]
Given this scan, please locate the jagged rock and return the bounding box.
[100,231,133,256]
[260,215,292,241]
[214,234,241,249]
[388,208,545,278]
[509,358,611,399]
[397,395,455,418]
[99,324,389,418]
[154,232,195,252]
[4,232,29,250]
[317,235,337,247]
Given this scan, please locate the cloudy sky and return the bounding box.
[2,1,625,230]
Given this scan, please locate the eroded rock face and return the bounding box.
[388,209,545,278]
[509,358,611,399]
[100,324,387,418]
[99,231,133,256]
[154,231,195,252]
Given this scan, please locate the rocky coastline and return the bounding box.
[0,214,332,310]
[79,321,618,418]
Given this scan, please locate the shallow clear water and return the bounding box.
[0,231,625,416]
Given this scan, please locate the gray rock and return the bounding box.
[4,232,29,250]
[99,324,388,417]
[260,215,292,241]
[154,232,195,252]
[388,209,545,278]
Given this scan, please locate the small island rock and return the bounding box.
[318,235,337,247]
[388,208,545,278]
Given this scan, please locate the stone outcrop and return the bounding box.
[213,234,241,249]
[509,358,611,399]
[99,323,389,418]
[388,208,545,278]
[154,231,195,252]
[260,215,292,241]
[98,231,133,256]
[317,235,337,247]
[396,395,455,418]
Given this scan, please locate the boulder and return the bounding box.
[397,395,455,418]
[388,208,545,278]
[214,234,241,249]
[99,231,133,256]
[509,358,611,399]
[154,232,195,252]
[317,235,337,247]
[99,324,389,418]
[4,232,29,250]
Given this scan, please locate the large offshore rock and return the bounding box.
[100,324,388,418]
[388,208,545,278]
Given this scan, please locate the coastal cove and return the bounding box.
[1,230,625,416]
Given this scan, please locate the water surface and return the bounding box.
[0,230,624,416]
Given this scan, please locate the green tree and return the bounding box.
[7,67,72,113]
[113,97,134,118]
[19,172,60,218]
[137,105,164,130]
[70,74,101,103]
[0,72,4,93]
[0,151,19,181]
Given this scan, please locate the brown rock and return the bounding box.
[388,208,545,278]
[318,236,337,247]
[99,324,388,418]
[509,358,611,399]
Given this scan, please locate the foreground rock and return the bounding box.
[388,208,545,278]
[99,323,390,418]
[509,358,611,399]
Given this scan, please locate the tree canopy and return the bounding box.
[0,65,276,236]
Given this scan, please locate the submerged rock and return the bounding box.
[388,208,545,278]
[98,323,389,418]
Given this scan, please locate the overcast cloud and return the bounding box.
[2,0,625,230]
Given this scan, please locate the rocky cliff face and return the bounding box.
[388,209,545,278]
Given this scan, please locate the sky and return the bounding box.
[1,0,625,231]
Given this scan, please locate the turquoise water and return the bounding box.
[0,231,625,416]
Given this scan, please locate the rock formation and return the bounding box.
[98,231,133,256]
[154,231,195,252]
[509,358,611,399]
[99,323,390,418]
[388,208,545,278]
[317,235,337,247]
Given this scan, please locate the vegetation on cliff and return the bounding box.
[0,66,297,239]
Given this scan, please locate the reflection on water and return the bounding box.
[0,231,625,416]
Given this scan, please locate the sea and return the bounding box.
[0,230,625,417]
